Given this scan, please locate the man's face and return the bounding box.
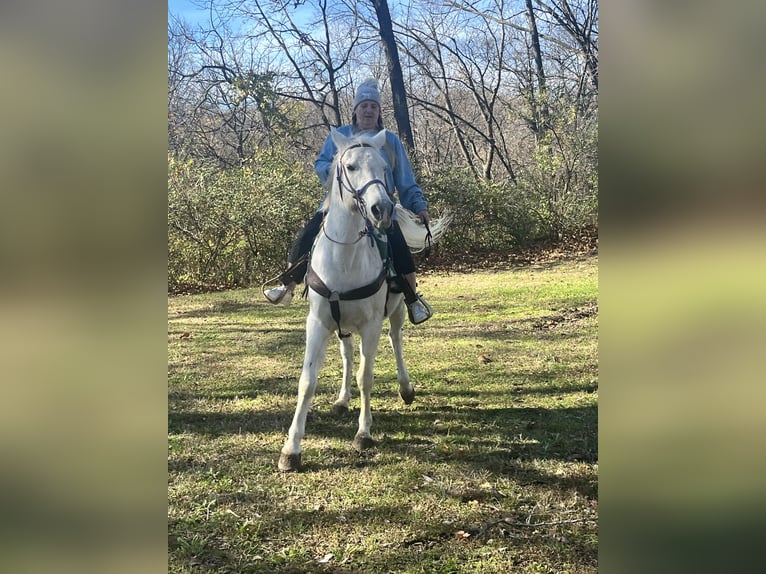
[356,101,380,131]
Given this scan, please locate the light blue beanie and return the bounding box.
[353,79,382,110]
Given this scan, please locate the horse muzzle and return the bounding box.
[369,201,394,230]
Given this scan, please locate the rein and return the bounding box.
[320,219,370,246]
[422,220,434,257]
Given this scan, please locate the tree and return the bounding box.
[371,0,414,150]
[397,1,518,181]
[525,0,550,140]
[535,0,598,96]
[168,14,296,165]
[239,0,361,130]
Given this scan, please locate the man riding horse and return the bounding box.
[264,79,433,325]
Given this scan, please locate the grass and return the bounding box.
[168,254,598,573]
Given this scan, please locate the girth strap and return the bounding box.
[306,263,388,338]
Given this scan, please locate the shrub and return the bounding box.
[514,106,599,240]
[168,149,322,293]
[420,167,540,253]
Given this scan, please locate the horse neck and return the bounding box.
[314,185,379,281]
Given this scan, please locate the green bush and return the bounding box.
[168,149,322,293]
[514,107,599,240]
[420,167,540,253]
[168,130,597,292]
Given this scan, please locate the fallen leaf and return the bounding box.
[478,354,492,364]
[318,553,334,564]
[179,332,191,339]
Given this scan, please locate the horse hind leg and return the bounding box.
[331,334,354,416]
[389,297,415,405]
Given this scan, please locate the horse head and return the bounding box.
[331,129,394,230]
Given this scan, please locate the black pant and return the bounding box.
[284,212,416,284]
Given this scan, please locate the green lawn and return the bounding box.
[168,255,598,573]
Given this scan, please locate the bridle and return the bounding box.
[323,142,390,247]
[310,142,393,338]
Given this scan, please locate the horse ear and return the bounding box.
[370,129,387,150]
[331,128,350,149]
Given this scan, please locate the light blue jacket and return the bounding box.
[314,126,428,216]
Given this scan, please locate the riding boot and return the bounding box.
[264,209,322,307]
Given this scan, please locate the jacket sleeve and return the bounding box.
[314,134,337,189]
[389,133,428,214]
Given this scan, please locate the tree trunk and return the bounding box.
[372,0,415,151]
[525,0,549,139]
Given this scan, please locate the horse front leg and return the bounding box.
[389,297,415,405]
[352,324,383,452]
[279,319,332,472]
[331,335,355,416]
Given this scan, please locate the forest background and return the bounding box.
[167,0,598,293]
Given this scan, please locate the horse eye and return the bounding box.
[346,164,357,171]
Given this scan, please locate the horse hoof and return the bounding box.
[278,452,302,472]
[399,386,415,405]
[330,403,349,417]
[352,435,376,452]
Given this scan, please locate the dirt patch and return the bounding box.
[533,301,599,330]
[419,226,598,274]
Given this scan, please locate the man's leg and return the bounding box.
[265,211,324,304]
[387,221,433,324]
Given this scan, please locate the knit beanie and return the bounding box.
[353,79,382,110]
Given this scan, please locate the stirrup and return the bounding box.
[407,294,433,325]
[264,284,293,305]
[262,263,303,305]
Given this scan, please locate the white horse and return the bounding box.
[278,129,448,472]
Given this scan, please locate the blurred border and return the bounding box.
[0,1,168,573]
[601,1,766,572]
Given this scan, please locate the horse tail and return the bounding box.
[394,205,452,252]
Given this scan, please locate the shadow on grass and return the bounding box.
[169,487,597,573]
[169,408,373,441]
[422,320,596,345]
[331,403,597,497]
[169,398,596,498]
[169,407,293,436]
[170,297,311,321]
[170,325,306,355]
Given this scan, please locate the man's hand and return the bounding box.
[416,210,430,225]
